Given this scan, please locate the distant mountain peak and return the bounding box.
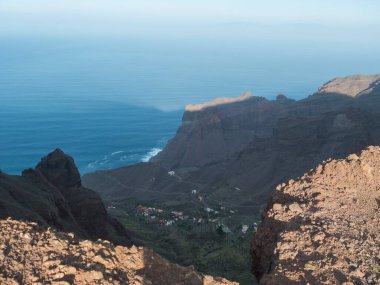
[317,73,380,97]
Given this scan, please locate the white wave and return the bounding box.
[87,158,111,168]
[141,148,162,162]
[87,161,99,169]
[120,154,139,161]
[111,150,124,156]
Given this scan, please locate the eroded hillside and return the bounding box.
[252,146,380,285]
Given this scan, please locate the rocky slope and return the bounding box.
[251,146,380,285]
[0,218,237,285]
[83,74,380,210]
[0,149,130,245]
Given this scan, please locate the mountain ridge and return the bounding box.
[316,74,380,97]
[83,73,380,209]
[82,73,380,283]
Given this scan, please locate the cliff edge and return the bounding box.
[185,92,253,112]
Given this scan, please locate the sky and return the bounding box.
[1,0,380,110]
[1,0,380,40]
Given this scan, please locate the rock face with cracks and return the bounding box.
[0,218,237,285]
[251,146,380,285]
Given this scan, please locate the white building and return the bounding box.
[171,211,184,217]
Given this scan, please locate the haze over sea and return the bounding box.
[1,1,380,174]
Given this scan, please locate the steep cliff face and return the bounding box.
[151,92,296,170]
[151,74,380,170]
[0,149,130,245]
[0,219,237,285]
[83,74,380,210]
[251,147,380,285]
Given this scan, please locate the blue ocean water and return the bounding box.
[0,99,182,174]
[1,36,379,174]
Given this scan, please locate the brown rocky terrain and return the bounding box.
[251,146,380,285]
[317,74,380,97]
[0,149,131,245]
[0,218,237,285]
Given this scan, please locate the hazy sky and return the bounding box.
[1,0,380,110]
[1,0,380,40]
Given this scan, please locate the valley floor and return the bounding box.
[106,197,259,285]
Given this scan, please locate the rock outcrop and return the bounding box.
[0,149,131,245]
[83,74,380,211]
[0,218,237,285]
[36,148,82,188]
[251,146,380,285]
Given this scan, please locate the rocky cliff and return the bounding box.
[251,146,380,285]
[0,149,130,245]
[83,74,380,210]
[0,218,237,285]
[81,74,380,284]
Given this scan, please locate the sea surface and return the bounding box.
[1,36,379,174]
[0,99,182,174]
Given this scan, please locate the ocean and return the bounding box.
[1,36,379,174]
[0,99,182,174]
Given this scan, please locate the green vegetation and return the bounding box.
[107,199,259,285]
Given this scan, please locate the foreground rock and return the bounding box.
[0,149,131,245]
[251,146,380,285]
[0,219,237,285]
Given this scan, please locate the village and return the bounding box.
[105,188,261,284]
[130,201,257,235]
[106,186,259,238]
